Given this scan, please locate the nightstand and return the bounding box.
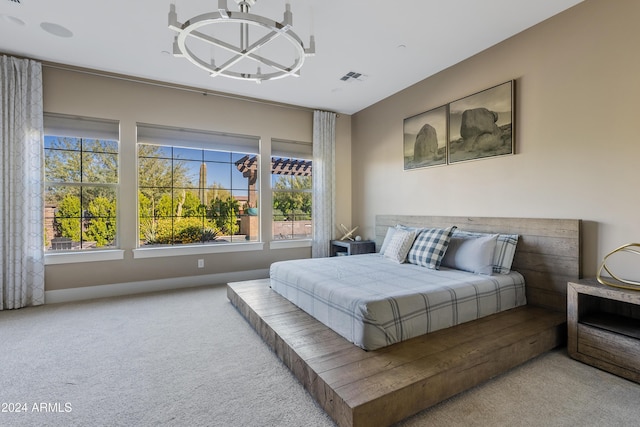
[330,239,375,257]
[567,278,640,383]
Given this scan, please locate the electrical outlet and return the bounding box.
[197,259,204,268]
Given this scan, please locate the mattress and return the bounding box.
[269,254,526,350]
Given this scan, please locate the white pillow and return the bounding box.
[382,228,416,263]
[379,224,422,255]
[379,227,396,255]
[441,233,498,275]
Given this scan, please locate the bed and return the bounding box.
[270,254,527,350]
[227,215,582,427]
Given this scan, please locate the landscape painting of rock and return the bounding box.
[448,81,513,163]
[403,105,447,170]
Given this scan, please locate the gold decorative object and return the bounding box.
[338,224,358,241]
[596,243,640,291]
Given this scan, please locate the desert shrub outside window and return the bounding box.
[44,114,120,252]
[271,139,312,240]
[137,124,260,247]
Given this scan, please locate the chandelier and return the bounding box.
[168,0,316,83]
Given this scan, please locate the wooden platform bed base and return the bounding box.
[228,279,565,427]
[227,216,582,427]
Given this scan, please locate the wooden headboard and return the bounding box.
[375,215,582,312]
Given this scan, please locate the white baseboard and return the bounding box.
[45,269,269,304]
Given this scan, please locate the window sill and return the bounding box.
[45,250,125,265]
[269,239,312,250]
[133,242,265,259]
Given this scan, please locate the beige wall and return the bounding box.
[43,68,352,291]
[351,0,640,279]
[41,0,638,292]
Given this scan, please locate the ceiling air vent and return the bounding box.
[340,71,368,82]
[8,0,21,3]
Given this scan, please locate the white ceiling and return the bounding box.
[0,0,583,115]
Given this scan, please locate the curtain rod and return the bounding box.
[41,61,337,115]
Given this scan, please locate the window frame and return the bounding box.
[43,113,121,256]
[270,139,313,243]
[135,123,261,252]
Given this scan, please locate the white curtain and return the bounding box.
[0,55,45,310]
[312,110,336,258]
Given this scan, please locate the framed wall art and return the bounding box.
[448,80,514,164]
[403,105,447,170]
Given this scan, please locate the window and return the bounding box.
[137,124,259,247]
[271,139,313,240]
[44,114,120,252]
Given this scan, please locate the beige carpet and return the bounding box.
[1,285,639,427]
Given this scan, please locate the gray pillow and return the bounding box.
[452,230,519,274]
[441,233,498,275]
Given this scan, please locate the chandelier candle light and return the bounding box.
[168,0,316,83]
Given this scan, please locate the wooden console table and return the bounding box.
[567,279,640,383]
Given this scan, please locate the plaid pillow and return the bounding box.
[493,234,519,274]
[406,226,457,269]
[453,230,519,274]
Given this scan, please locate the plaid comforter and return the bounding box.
[269,254,526,350]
